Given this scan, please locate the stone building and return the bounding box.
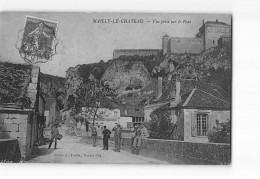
[163,20,231,55]
[145,76,231,143]
[0,62,44,160]
[119,103,145,129]
[114,19,231,57]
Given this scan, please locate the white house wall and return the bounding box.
[82,107,120,130]
[184,109,230,143]
[119,116,132,128]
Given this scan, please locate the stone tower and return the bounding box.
[162,33,170,55]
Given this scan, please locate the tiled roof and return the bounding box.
[149,77,230,110]
[148,79,196,105]
[196,81,230,102]
[178,88,230,109]
[175,90,193,107]
[0,62,39,108]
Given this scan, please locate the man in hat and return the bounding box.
[48,123,59,149]
[102,126,111,150]
[132,123,149,154]
[113,123,122,152]
[91,126,98,147]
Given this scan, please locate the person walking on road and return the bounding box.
[132,123,149,155]
[85,120,90,132]
[92,126,98,147]
[102,126,111,150]
[113,123,122,152]
[48,123,59,149]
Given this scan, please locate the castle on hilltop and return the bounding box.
[113,19,231,58]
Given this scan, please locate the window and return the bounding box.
[132,117,144,126]
[197,114,208,136]
[114,111,118,118]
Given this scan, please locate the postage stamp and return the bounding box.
[19,16,58,64]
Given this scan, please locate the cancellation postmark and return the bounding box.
[18,16,58,64]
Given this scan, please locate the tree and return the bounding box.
[208,120,231,144]
[74,77,117,126]
[67,94,76,109]
[148,107,183,140]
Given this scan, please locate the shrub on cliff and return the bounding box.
[208,120,231,144]
[148,106,183,140]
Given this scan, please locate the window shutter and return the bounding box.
[191,112,197,137]
[206,115,210,135]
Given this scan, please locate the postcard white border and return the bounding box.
[0,0,260,178]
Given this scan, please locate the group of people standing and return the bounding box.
[91,123,122,151]
[91,125,112,150]
[91,122,148,155]
[47,121,149,155]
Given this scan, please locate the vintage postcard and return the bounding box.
[0,12,231,165]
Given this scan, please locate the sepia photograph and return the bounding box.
[0,12,232,165]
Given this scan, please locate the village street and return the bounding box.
[27,126,169,164]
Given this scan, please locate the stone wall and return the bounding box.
[113,49,162,59]
[82,136,230,165]
[168,37,204,54]
[204,23,231,50]
[0,109,34,160]
[123,137,230,165]
[0,139,21,162]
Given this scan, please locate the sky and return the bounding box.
[0,12,231,77]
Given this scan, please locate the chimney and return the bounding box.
[202,19,204,25]
[170,77,181,107]
[155,76,163,100]
[216,19,218,22]
[175,79,181,102]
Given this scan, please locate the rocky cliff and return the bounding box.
[118,42,232,106]
[65,55,164,100]
[155,42,231,93]
[64,42,231,108]
[39,73,66,108]
[101,59,151,94]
